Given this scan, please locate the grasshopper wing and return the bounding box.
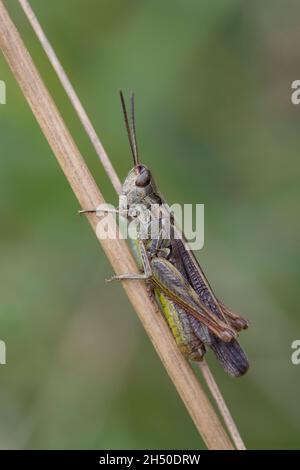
[168,238,249,377]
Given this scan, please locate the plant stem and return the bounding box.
[198,360,246,450]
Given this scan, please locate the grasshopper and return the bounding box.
[82,92,249,377]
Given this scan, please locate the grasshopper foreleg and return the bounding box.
[79,207,127,216]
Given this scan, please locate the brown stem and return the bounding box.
[198,360,246,450]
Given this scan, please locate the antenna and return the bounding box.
[119,90,139,166]
[130,92,139,164]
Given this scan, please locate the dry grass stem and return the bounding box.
[198,360,246,450]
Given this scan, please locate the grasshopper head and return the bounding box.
[121,164,157,208]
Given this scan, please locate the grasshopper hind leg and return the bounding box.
[155,289,205,362]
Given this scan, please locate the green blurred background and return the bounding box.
[0,0,300,449]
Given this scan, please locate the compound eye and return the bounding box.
[135,167,151,187]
